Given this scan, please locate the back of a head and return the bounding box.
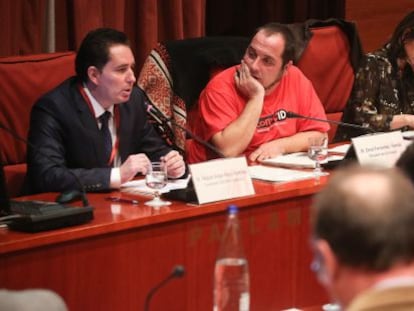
[312,165,414,271]
[75,27,130,83]
[396,140,414,184]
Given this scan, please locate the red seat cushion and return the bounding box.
[4,164,27,197]
[297,26,354,141]
[0,52,75,196]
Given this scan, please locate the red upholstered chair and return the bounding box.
[0,52,76,197]
[297,25,356,142]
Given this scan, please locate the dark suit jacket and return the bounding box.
[27,77,172,193]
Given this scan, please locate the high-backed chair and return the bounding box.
[137,37,249,154]
[297,19,363,142]
[0,52,76,197]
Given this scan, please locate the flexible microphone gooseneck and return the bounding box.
[145,102,225,158]
[170,118,225,158]
[144,265,185,311]
[282,110,377,134]
[0,122,90,207]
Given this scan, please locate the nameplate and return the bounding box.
[351,131,406,168]
[189,157,255,204]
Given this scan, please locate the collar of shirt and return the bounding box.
[82,83,120,168]
[374,276,414,290]
[82,83,114,118]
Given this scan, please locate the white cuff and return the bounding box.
[110,168,121,189]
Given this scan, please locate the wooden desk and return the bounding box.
[0,177,330,311]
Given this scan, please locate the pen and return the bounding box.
[106,196,139,205]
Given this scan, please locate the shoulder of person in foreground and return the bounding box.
[0,288,68,311]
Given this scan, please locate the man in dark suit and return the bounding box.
[311,166,414,310]
[27,28,185,193]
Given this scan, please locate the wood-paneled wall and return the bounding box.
[346,0,413,52]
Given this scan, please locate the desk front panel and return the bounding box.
[0,179,328,310]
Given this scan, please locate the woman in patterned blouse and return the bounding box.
[336,11,414,141]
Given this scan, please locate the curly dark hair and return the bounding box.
[387,11,414,65]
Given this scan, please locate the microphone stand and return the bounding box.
[144,98,225,158]
[144,265,185,311]
[286,111,376,134]
[167,118,225,158]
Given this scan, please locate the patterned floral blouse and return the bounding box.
[336,44,414,141]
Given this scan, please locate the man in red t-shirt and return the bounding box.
[187,23,329,163]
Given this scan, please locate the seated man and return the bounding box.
[311,165,414,310]
[187,22,329,163]
[27,28,185,193]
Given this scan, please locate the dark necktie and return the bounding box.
[99,111,112,163]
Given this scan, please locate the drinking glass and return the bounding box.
[145,162,171,208]
[308,136,328,177]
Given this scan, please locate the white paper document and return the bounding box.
[402,130,414,139]
[121,176,190,195]
[261,152,345,169]
[248,165,321,182]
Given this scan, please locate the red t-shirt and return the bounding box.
[186,65,329,163]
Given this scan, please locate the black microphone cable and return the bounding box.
[284,110,376,134]
[0,214,28,224]
[144,265,185,311]
[167,118,225,158]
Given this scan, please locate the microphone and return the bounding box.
[277,110,369,169]
[279,109,376,134]
[0,122,90,207]
[145,101,225,158]
[144,265,185,311]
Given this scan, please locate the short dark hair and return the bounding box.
[75,28,130,83]
[312,165,414,271]
[253,23,296,67]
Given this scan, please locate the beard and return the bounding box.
[263,68,285,91]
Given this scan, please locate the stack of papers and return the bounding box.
[248,165,321,182]
[261,152,342,169]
